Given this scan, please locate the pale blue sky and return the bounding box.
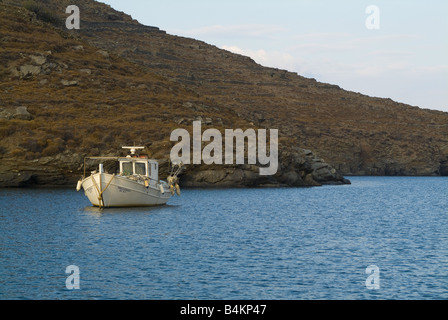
[99,0,448,112]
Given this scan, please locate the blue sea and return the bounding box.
[0,177,447,300]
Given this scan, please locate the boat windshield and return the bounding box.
[135,162,146,175]
[122,162,133,176]
[120,160,148,176]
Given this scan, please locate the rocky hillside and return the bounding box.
[0,0,447,187]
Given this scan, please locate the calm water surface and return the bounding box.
[0,177,447,300]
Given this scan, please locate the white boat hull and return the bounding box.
[81,173,172,207]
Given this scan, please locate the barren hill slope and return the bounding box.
[0,0,447,188]
[0,1,349,187]
[58,0,448,176]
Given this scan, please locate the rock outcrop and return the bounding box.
[0,106,33,121]
[179,146,350,188]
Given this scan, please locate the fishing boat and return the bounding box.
[76,146,183,208]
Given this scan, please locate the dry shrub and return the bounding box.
[0,146,7,158]
[41,138,65,156]
[23,0,62,26]
[10,148,25,158]
[41,144,59,156]
[82,135,105,152]
[0,122,17,138]
[19,138,44,153]
[25,151,40,160]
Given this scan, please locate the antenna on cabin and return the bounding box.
[122,146,145,156]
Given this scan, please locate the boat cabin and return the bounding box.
[119,157,159,181]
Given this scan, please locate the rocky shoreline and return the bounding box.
[0,146,351,188]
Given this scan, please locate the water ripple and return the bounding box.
[0,177,447,299]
